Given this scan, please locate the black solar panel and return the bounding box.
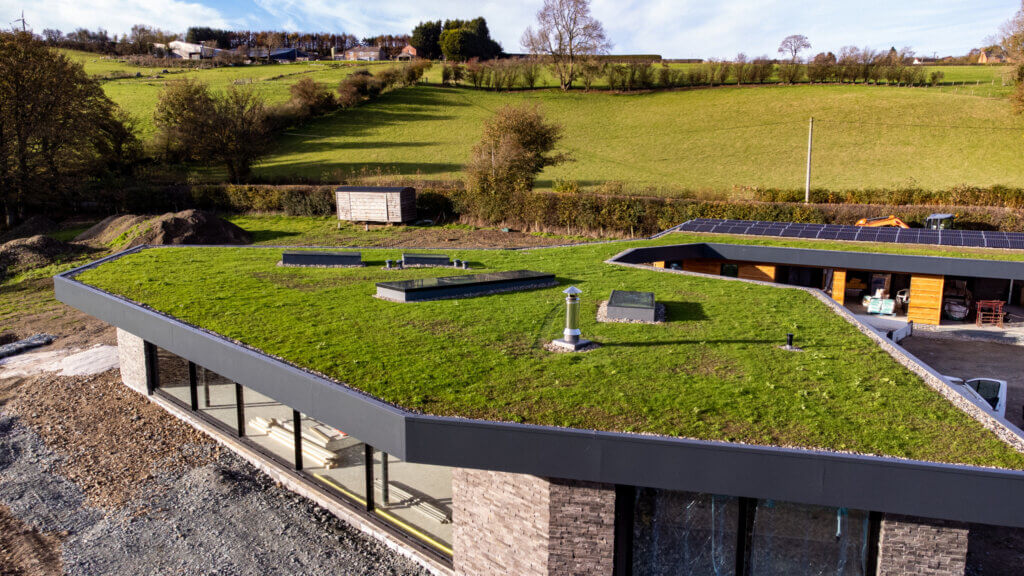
[676,219,1023,252]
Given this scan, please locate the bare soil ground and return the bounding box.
[0,502,63,576]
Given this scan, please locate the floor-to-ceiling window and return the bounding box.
[148,343,453,560]
[628,488,876,576]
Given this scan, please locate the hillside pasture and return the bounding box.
[257,83,1024,194]
[66,50,392,137]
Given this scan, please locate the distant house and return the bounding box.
[397,45,417,60]
[269,47,310,62]
[979,50,1007,64]
[167,40,219,60]
[911,57,937,65]
[343,45,384,61]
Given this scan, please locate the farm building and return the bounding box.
[335,186,416,223]
[397,45,418,60]
[343,45,385,61]
[269,47,310,62]
[54,232,1024,575]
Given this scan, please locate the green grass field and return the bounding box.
[66,49,1022,193]
[257,83,1024,193]
[67,50,391,138]
[75,237,1024,469]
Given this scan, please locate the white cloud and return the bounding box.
[1,0,231,35]
[2,0,1010,57]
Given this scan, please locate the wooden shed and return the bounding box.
[335,186,416,224]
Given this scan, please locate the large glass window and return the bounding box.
[146,344,454,560]
[155,347,191,408]
[301,411,369,504]
[748,501,870,576]
[374,452,453,555]
[633,489,738,576]
[241,386,298,467]
[195,365,239,433]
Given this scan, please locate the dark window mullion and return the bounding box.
[293,410,303,471]
[235,383,245,437]
[364,445,375,511]
[188,362,198,411]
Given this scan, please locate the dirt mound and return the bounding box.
[73,214,148,245]
[131,209,252,246]
[0,235,81,274]
[74,210,251,248]
[0,216,58,243]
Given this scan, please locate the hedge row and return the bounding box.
[115,183,1024,235]
[753,185,1024,209]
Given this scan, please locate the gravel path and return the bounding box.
[0,413,428,576]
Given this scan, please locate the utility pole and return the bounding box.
[804,117,814,204]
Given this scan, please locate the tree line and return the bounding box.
[0,31,433,224]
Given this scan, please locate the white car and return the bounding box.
[943,375,1007,418]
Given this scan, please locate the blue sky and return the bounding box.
[3,0,1017,58]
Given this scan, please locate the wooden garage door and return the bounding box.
[907,274,944,325]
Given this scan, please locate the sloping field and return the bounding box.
[66,50,387,138]
[257,84,1024,193]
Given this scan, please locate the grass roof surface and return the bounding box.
[75,238,1024,469]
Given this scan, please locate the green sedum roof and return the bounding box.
[74,237,1024,469]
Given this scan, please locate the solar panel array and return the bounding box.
[677,218,1024,250]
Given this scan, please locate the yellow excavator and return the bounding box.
[854,215,911,228]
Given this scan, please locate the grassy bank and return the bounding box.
[256,84,1024,193]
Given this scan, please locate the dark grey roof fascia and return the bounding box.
[404,415,1024,527]
[612,243,1024,280]
[53,248,1024,528]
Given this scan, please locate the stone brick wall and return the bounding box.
[877,514,968,576]
[452,469,615,576]
[116,328,147,395]
[548,479,616,575]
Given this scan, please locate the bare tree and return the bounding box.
[778,34,811,62]
[521,0,611,90]
[999,1,1024,60]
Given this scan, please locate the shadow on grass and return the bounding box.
[256,161,463,179]
[244,229,302,243]
[661,301,707,322]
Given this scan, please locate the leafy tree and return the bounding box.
[411,20,442,60]
[439,18,501,61]
[185,27,231,49]
[778,34,811,62]
[0,32,137,224]
[465,104,568,221]
[522,0,611,90]
[440,28,471,61]
[154,80,270,183]
[289,78,336,116]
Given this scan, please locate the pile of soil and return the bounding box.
[75,210,251,248]
[0,216,58,243]
[0,235,82,274]
[73,215,148,246]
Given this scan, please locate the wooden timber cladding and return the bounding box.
[738,263,776,282]
[335,187,416,223]
[831,269,847,306]
[682,259,722,275]
[907,274,945,326]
